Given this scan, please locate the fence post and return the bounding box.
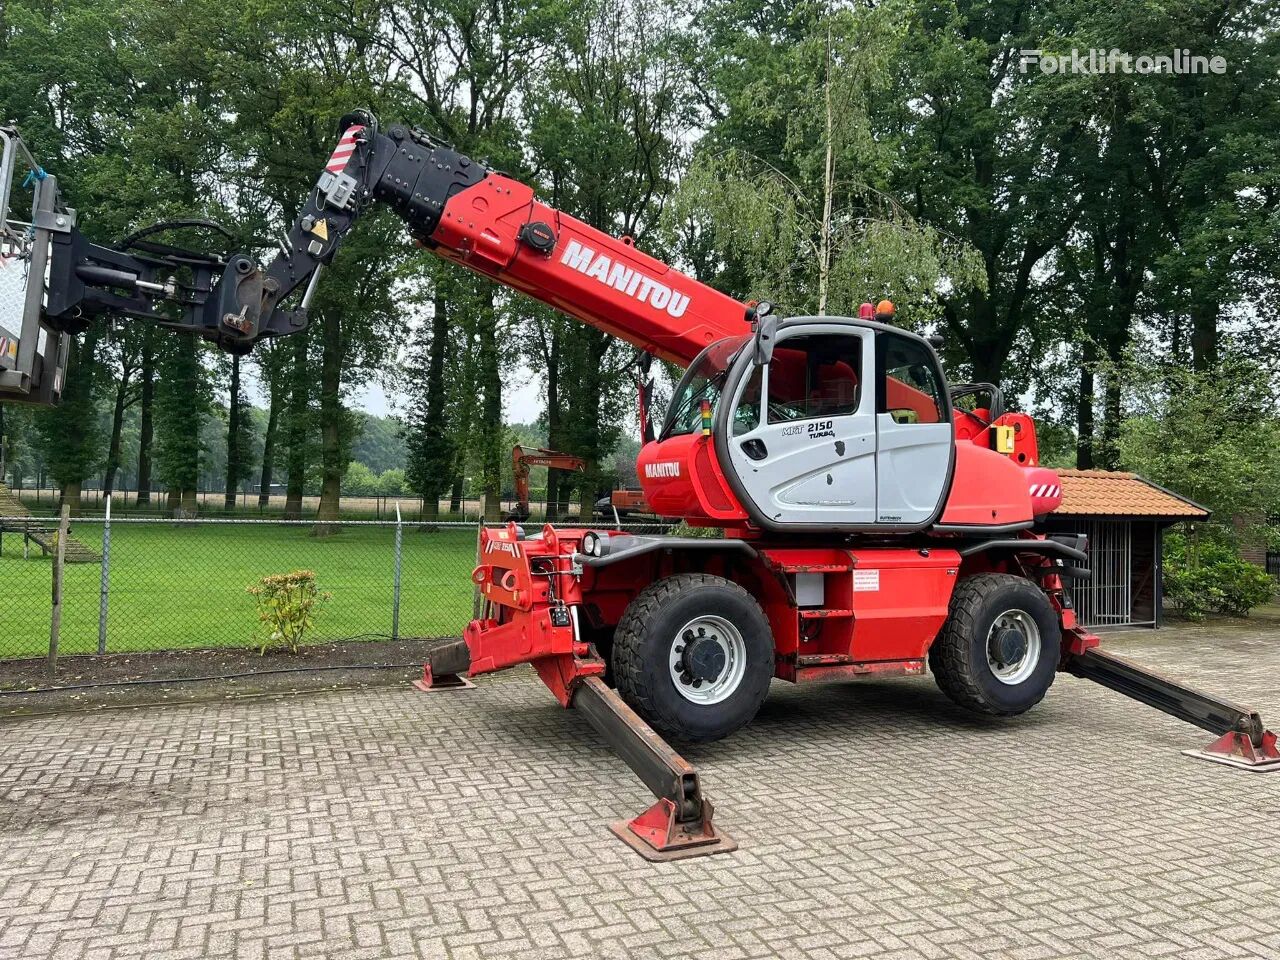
[97,496,111,654]
[472,519,484,620]
[48,503,69,673]
[392,502,403,641]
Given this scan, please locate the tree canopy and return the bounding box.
[0,0,1276,536]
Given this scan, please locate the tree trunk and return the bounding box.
[1190,302,1217,372]
[314,307,343,533]
[61,480,82,517]
[161,331,203,517]
[258,383,281,509]
[224,354,242,510]
[478,295,502,521]
[420,284,452,521]
[1075,340,1096,469]
[135,330,155,506]
[102,377,128,499]
[1099,375,1122,471]
[284,331,309,520]
[544,325,562,522]
[450,474,463,515]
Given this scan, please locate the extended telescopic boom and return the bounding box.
[32,111,753,366]
[255,111,753,363]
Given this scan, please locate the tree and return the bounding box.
[403,265,461,519]
[341,460,378,497]
[282,330,313,519]
[1119,346,1280,525]
[882,0,1092,385]
[254,338,290,509]
[33,324,104,513]
[349,412,407,474]
[675,0,986,339]
[520,0,695,509]
[153,333,209,515]
[100,328,145,499]
[223,353,255,508]
[353,0,564,520]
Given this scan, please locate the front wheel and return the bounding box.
[612,573,774,742]
[929,573,1061,716]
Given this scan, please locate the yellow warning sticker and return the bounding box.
[311,219,329,241]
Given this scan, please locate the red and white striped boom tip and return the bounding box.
[325,125,365,174]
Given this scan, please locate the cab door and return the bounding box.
[874,331,952,525]
[723,325,877,526]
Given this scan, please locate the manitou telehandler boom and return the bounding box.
[5,112,1276,860]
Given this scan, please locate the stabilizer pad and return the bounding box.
[1182,730,1280,772]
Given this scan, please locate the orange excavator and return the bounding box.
[505,444,585,523]
[7,111,1275,861]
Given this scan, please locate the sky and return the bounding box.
[240,356,548,425]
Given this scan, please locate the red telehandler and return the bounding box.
[5,113,1276,860]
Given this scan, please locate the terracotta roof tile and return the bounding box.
[1054,469,1209,519]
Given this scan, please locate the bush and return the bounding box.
[247,570,331,654]
[1163,530,1275,620]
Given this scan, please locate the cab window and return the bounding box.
[877,333,947,424]
[764,334,862,424]
[661,336,749,439]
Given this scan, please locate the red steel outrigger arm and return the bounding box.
[418,523,737,859]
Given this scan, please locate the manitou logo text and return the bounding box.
[560,240,690,319]
[644,461,681,479]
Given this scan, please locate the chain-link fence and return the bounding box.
[0,514,668,661]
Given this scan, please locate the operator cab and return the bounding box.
[642,315,1018,533]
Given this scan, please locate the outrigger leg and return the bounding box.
[573,676,737,861]
[1066,647,1280,772]
[420,639,737,860]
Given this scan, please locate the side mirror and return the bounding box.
[753,312,779,366]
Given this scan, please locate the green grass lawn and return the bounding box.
[0,522,478,659]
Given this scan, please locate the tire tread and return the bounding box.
[929,573,1056,716]
[613,573,769,740]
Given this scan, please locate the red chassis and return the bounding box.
[458,521,1094,708]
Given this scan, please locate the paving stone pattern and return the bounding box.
[2,624,1278,959]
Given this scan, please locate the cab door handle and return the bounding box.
[741,439,768,461]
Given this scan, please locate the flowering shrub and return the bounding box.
[247,570,331,654]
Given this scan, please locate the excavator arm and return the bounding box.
[508,445,587,522]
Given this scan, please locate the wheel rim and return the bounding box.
[986,609,1041,686]
[669,615,748,705]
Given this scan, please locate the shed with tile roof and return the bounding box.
[1042,470,1209,628]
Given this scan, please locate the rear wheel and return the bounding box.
[613,573,774,742]
[929,573,1060,716]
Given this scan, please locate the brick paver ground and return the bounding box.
[2,620,1278,960]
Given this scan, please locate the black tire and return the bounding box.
[613,573,774,742]
[929,573,1060,716]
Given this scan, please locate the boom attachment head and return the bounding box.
[1,126,70,403]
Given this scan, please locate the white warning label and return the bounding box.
[853,569,880,592]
